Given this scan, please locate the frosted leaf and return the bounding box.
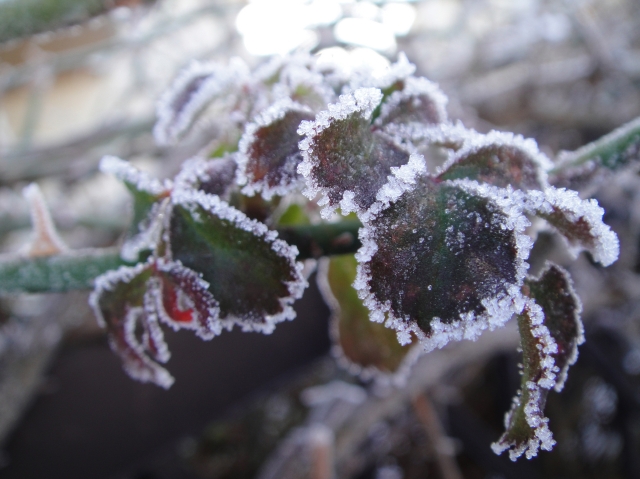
[22,183,68,257]
[356,177,531,352]
[89,262,175,389]
[492,298,559,461]
[297,88,412,217]
[317,254,420,385]
[169,188,306,333]
[237,100,315,200]
[154,58,250,146]
[89,257,224,388]
[100,156,171,261]
[525,263,583,392]
[270,55,336,110]
[375,76,448,128]
[381,121,469,162]
[174,156,238,199]
[524,187,619,266]
[438,131,552,191]
[153,259,223,340]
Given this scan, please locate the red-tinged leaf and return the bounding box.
[356,177,532,351]
[318,254,418,382]
[438,131,551,190]
[89,262,175,389]
[492,298,558,461]
[524,187,619,266]
[153,259,222,340]
[298,88,412,218]
[169,189,306,333]
[238,101,315,199]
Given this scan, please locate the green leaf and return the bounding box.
[298,88,412,218]
[318,254,416,379]
[492,264,583,460]
[356,177,531,350]
[438,132,551,190]
[169,189,306,333]
[238,101,315,199]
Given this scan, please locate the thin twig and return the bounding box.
[413,393,464,479]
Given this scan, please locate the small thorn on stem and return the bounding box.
[22,183,67,257]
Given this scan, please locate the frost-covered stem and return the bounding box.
[0,248,129,293]
[551,115,640,175]
[0,222,362,293]
[276,221,362,259]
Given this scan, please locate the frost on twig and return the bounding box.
[169,188,307,334]
[493,263,583,460]
[298,88,412,218]
[356,177,531,351]
[237,100,315,199]
[317,254,420,385]
[22,183,67,257]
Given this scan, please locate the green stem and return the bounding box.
[0,221,363,293]
[0,247,130,293]
[277,221,362,260]
[550,115,640,176]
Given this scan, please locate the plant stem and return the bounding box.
[276,221,362,259]
[0,248,129,293]
[0,221,363,293]
[551,115,640,175]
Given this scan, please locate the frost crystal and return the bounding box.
[100,156,170,196]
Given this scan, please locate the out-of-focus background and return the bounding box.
[0,1,639,478]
